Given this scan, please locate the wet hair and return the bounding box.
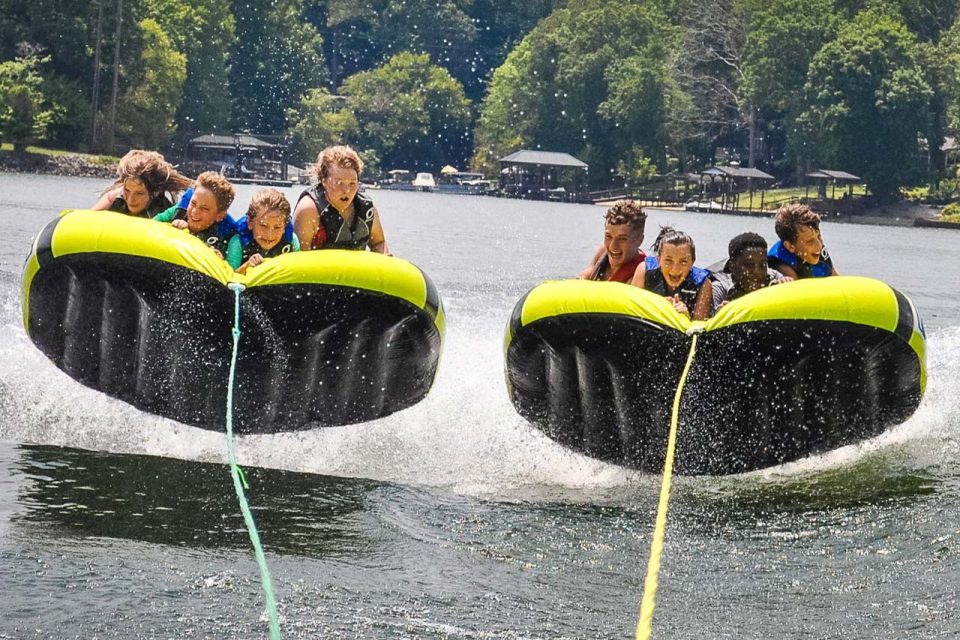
[728,232,768,261]
[247,188,291,223]
[195,171,235,212]
[105,149,192,197]
[774,203,821,243]
[312,145,364,183]
[604,200,646,233]
[651,226,696,262]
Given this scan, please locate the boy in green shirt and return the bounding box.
[154,171,236,259]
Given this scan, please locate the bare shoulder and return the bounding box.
[629,260,648,287]
[91,187,120,211]
[293,194,319,224]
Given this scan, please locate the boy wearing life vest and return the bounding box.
[768,203,838,279]
[579,199,647,283]
[227,188,300,274]
[293,145,390,253]
[153,171,236,259]
[711,232,791,314]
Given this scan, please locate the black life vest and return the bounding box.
[298,186,376,250]
[109,193,173,218]
[172,207,235,256]
[643,256,710,308]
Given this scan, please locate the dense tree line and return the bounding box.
[474,0,960,200]
[3,0,960,198]
[0,0,552,170]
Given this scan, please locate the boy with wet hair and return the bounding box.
[768,203,838,279]
[227,188,300,273]
[579,199,647,282]
[293,145,389,253]
[154,171,237,258]
[711,232,791,314]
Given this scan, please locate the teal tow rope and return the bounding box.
[226,283,281,639]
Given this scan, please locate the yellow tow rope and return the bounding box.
[635,332,700,640]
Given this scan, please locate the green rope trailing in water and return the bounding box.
[635,331,700,640]
[226,282,282,639]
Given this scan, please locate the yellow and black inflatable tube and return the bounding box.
[22,210,444,433]
[505,277,926,475]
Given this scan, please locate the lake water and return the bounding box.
[1,172,959,638]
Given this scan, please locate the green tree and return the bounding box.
[340,52,471,170]
[600,42,689,172]
[115,19,187,149]
[939,15,960,132]
[310,0,557,101]
[42,74,93,149]
[472,0,679,181]
[467,1,558,99]
[0,1,105,150]
[0,1,99,85]
[286,88,358,164]
[230,0,327,134]
[800,9,932,201]
[141,0,236,133]
[833,0,960,41]
[371,1,478,96]
[178,0,235,132]
[741,0,838,114]
[740,0,839,173]
[916,40,950,183]
[0,53,56,150]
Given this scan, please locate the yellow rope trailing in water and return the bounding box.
[635,333,700,640]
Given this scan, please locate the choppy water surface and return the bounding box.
[1,172,959,638]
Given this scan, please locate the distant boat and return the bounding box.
[685,199,724,212]
[436,171,495,196]
[383,169,415,191]
[412,172,437,192]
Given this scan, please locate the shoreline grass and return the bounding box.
[0,143,117,165]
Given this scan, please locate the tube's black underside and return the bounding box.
[27,254,442,433]
[506,313,923,475]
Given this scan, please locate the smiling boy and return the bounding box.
[579,200,647,283]
[711,232,791,313]
[768,203,838,279]
[227,188,300,273]
[153,172,237,258]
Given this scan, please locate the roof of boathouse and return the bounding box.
[499,150,588,169]
[188,134,280,150]
[701,165,775,180]
[806,169,861,182]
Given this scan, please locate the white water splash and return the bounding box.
[3,275,958,497]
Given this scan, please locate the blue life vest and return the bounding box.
[176,187,193,210]
[768,240,834,278]
[644,256,709,308]
[235,215,296,262]
[171,187,236,256]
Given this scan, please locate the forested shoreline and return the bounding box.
[3,0,960,201]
